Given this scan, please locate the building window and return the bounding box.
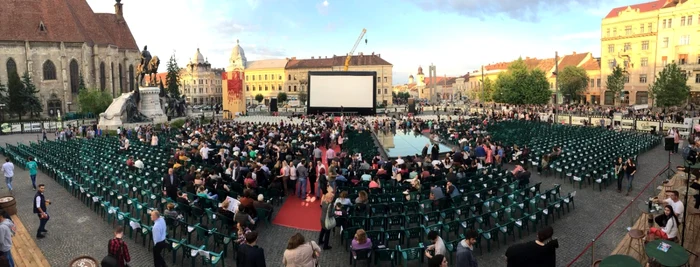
[245,75,248,81]
[662,56,668,66]
[624,43,631,51]
[69,60,79,93]
[590,79,594,88]
[118,64,123,93]
[288,86,291,92]
[252,85,256,91]
[663,19,667,28]
[111,62,115,95]
[636,92,648,104]
[608,59,615,68]
[265,85,268,91]
[99,62,106,91]
[279,75,282,80]
[613,28,617,36]
[606,28,610,37]
[696,74,700,84]
[293,85,297,91]
[689,16,694,26]
[624,75,629,83]
[43,60,57,80]
[625,26,632,35]
[128,65,134,92]
[6,58,17,78]
[648,23,652,32]
[265,74,267,80]
[384,77,387,83]
[668,18,672,27]
[258,75,261,80]
[288,74,291,80]
[377,77,380,82]
[640,24,644,33]
[679,54,688,64]
[608,44,614,53]
[639,74,647,83]
[278,85,282,91]
[680,35,690,45]
[682,16,686,26]
[641,57,648,67]
[663,37,669,48]
[597,79,601,88]
[377,89,381,94]
[294,75,297,80]
[642,41,649,50]
[384,88,388,94]
[252,75,255,81]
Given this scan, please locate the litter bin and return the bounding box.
[0,196,17,216]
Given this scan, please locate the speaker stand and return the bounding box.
[660,150,675,180]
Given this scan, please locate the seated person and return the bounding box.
[649,205,679,240]
[446,181,460,198]
[253,194,274,214]
[369,176,381,189]
[176,191,190,206]
[334,191,353,206]
[351,229,373,254]
[512,165,525,176]
[235,222,251,245]
[163,203,182,220]
[515,168,531,188]
[361,171,372,182]
[217,199,236,220]
[126,156,135,170]
[196,186,218,200]
[234,206,257,228]
[653,191,685,225]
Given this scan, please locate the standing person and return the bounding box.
[296,160,308,200]
[0,211,15,267]
[625,158,637,196]
[162,168,179,200]
[151,211,167,267]
[25,157,38,190]
[236,231,266,267]
[455,229,478,267]
[282,233,321,267]
[2,159,13,193]
[33,184,50,238]
[106,226,131,267]
[425,230,447,260]
[614,157,624,193]
[505,226,558,267]
[307,161,317,198]
[318,192,335,250]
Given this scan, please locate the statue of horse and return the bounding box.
[137,56,160,87]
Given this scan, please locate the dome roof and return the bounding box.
[409,74,414,78]
[229,39,247,68]
[192,48,206,64]
[417,66,424,75]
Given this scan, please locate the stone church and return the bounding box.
[0,0,141,117]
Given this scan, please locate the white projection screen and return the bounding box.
[307,71,376,115]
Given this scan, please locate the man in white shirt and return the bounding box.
[655,190,685,224]
[200,144,211,164]
[2,159,14,192]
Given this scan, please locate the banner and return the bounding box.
[571,116,588,126]
[636,120,660,132]
[557,115,570,125]
[621,118,635,130]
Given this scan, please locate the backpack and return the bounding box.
[682,145,697,163]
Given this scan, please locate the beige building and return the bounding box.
[285,53,394,105]
[244,59,288,105]
[0,0,141,116]
[181,49,223,106]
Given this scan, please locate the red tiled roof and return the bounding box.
[286,54,392,69]
[484,62,510,71]
[604,0,665,19]
[424,77,456,87]
[0,0,138,50]
[557,53,589,69]
[581,59,601,71]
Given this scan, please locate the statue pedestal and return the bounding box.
[138,87,167,124]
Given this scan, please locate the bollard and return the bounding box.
[591,238,596,265]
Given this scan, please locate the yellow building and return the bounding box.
[284,53,394,105]
[601,0,662,106]
[243,59,288,105]
[180,48,223,106]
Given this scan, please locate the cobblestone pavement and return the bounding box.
[0,133,678,267]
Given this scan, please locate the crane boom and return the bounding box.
[344,28,367,71]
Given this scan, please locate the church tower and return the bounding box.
[408,74,414,84]
[416,66,425,86]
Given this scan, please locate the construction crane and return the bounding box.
[343,28,367,71]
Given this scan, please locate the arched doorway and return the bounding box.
[47,94,62,117]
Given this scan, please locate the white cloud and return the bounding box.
[323,0,329,7]
[317,1,330,15]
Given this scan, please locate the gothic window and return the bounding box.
[6,58,17,79]
[128,65,134,92]
[118,64,124,93]
[43,60,57,80]
[69,60,79,93]
[111,62,115,95]
[99,62,106,91]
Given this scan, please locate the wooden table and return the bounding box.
[600,254,642,267]
[645,239,689,267]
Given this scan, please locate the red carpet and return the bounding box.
[272,195,322,231]
[272,144,340,231]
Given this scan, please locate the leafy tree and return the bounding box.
[255,93,264,104]
[493,58,551,105]
[277,92,288,105]
[298,90,307,105]
[21,72,43,118]
[606,65,625,106]
[481,77,494,102]
[558,66,589,103]
[78,74,87,91]
[78,88,113,116]
[649,62,690,107]
[165,54,181,99]
[0,81,7,105]
[6,71,23,120]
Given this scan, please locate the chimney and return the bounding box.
[286,57,289,60]
[526,57,530,60]
[378,54,381,58]
[372,52,375,55]
[114,0,124,22]
[572,51,576,55]
[292,57,296,60]
[311,56,315,59]
[325,56,327,59]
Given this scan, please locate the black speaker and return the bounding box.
[270,98,278,113]
[408,98,416,114]
[664,137,675,151]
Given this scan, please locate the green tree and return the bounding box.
[255,93,264,104]
[165,54,181,99]
[298,90,307,105]
[0,81,7,105]
[21,72,43,118]
[493,58,551,105]
[78,74,87,91]
[481,77,494,102]
[6,71,23,120]
[277,92,288,105]
[649,62,690,107]
[558,66,589,103]
[606,65,625,106]
[78,88,113,116]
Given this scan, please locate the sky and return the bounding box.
[87,0,639,85]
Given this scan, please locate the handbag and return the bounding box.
[309,243,320,267]
[323,202,336,229]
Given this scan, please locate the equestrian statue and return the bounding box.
[136,45,160,87]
